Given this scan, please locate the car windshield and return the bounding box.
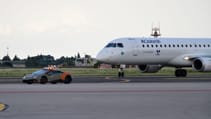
[32,69,48,75]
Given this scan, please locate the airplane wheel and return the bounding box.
[40,77,48,84]
[118,72,124,78]
[64,76,72,84]
[175,69,187,77]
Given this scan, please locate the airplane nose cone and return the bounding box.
[96,52,104,62]
[96,50,109,62]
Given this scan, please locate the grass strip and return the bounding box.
[0,67,210,78]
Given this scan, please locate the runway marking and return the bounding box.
[120,79,131,83]
[0,103,8,112]
[0,89,211,94]
[105,77,111,80]
[104,77,120,80]
[165,77,211,80]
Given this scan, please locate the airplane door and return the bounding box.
[131,39,139,56]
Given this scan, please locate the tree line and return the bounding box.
[0,53,96,68]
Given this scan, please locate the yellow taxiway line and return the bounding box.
[0,103,7,112]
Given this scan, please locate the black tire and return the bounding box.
[121,72,124,78]
[118,72,124,78]
[64,76,72,84]
[51,80,58,84]
[26,80,33,84]
[40,77,48,84]
[175,69,187,77]
[118,72,121,78]
[181,69,187,77]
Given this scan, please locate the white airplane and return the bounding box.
[96,37,211,77]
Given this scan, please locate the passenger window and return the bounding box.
[208,44,210,47]
[117,43,124,48]
[164,44,167,47]
[190,45,192,47]
[142,44,145,48]
[181,44,184,47]
[199,45,201,47]
[173,44,175,47]
[203,44,206,47]
[147,44,149,47]
[160,44,162,48]
[151,45,154,48]
[177,44,179,47]
[185,44,188,47]
[155,44,158,47]
[195,44,197,47]
[168,44,171,47]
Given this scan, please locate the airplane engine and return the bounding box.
[138,65,162,73]
[192,58,211,72]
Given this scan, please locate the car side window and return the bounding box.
[47,70,62,75]
[55,71,62,74]
[47,71,54,75]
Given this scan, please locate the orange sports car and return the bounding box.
[22,67,72,84]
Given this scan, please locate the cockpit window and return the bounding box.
[105,43,115,48]
[117,43,124,48]
[105,43,124,48]
[112,43,116,47]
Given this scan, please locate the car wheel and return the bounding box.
[64,76,72,84]
[51,81,57,84]
[26,80,33,84]
[40,77,48,84]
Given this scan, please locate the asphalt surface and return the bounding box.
[0,79,211,119]
[1,75,211,84]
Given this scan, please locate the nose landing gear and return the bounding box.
[118,68,124,78]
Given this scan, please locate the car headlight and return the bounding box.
[22,76,26,79]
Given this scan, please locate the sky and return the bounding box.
[0,0,211,59]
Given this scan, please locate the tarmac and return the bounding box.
[0,82,211,119]
[0,76,211,119]
[1,75,211,84]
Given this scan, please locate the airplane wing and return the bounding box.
[183,53,211,61]
[168,53,211,66]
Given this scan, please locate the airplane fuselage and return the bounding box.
[97,37,211,68]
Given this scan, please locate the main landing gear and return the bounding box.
[175,69,187,77]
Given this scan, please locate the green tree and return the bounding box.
[77,52,81,58]
[2,55,11,61]
[25,55,55,67]
[13,55,21,61]
[1,55,12,67]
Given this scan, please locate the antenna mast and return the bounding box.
[6,47,9,56]
[151,23,161,38]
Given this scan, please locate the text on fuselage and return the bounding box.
[141,40,161,43]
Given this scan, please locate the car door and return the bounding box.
[47,70,62,81]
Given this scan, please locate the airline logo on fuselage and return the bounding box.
[141,40,161,43]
